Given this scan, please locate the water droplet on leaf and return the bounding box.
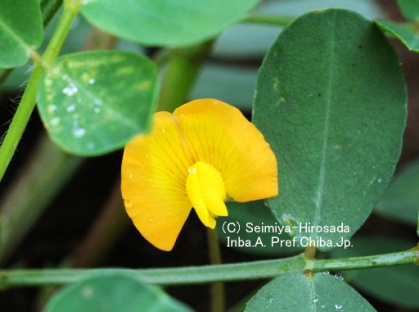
[51,67,60,75]
[50,117,60,126]
[45,79,53,87]
[73,128,86,137]
[334,274,344,281]
[48,104,57,113]
[82,286,94,298]
[63,84,78,96]
[94,98,103,106]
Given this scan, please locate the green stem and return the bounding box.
[304,245,317,260]
[0,65,45,181]
[0,254,306,287]
[158,40,213,112]
[0,0,80,182]
[207,229,225,312]
[0,246,417,288]
[42,0,81,66]
[242,13,296,27]
[0,134,83,264]
[71,180,130,268]
[307,244,419,271]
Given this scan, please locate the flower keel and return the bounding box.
[186,161,228,228]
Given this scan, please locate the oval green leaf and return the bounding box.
[332,236,419,309]
[43,273,192,312]
[37,51,159,156]
[245,272,376,311]
[81,0,259,47]
[375,19,419,53]
[253,9,406,250]
[376,159,419,225]
[0,0,43,68]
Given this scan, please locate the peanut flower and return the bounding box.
[121,99,278,251]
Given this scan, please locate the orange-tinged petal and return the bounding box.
[121,112,193,251]
[173,98,278,202]
[122,98,278,251]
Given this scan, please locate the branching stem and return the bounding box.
[0,246,417,288]
[0,0,81,182]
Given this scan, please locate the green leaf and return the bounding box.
[43,273,192,312]
[0,0,43,68]
[396,0,419,22]
[2,14,92,91]
[81,0,259,47]
[376,0,419,52]
[245,272,376,311]
[217,201,303,256]
[253,9,406,250]
[376,159,419,225]
[375,19,419,53]
[37,51,159,156]
[332,236,419,309]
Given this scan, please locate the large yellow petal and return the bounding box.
[121,112,193,251]
[173,99,278,202]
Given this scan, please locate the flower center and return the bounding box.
[186,161,228,228]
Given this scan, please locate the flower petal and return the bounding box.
[173,98,278,202]
[121,111,193,251]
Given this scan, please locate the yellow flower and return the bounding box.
[121,99,278,251]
